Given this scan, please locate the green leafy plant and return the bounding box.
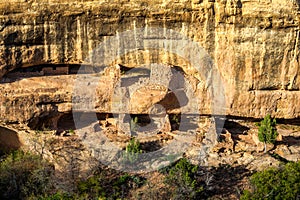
[257,114,278,153]
[123,137,142,164]
[112,173,145,199]
[163,158,204,199]
[76,171,144,200]
[241,161,300,200]
[126,137,142,154]
[77,176,106,199]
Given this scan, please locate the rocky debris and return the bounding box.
[235,131,264,153]
[197,121,300,171]
[212,129,234,154]
[195,118,210,143]
[275,145,292,159]
[2,117,300,185]
[4,114,300,173]
[247,154,281,171]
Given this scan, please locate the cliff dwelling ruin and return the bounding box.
[1,64,82,82]
[0,0,300,198]
[6,62,212,153]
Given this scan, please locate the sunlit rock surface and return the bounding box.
[0,0,299,127]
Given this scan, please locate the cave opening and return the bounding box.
[1,64,85,83]
[56,112,115,135]
[57,113,76,135]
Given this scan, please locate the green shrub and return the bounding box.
[241,161,300,200]
[77,176,106,199]
[76,172,144,200]
[123,137,142,163]
[0,151,54,200]
[163,158,204,199]
[257,114,278,152]
[111,173,145,199]
[114,173,144,188]
[126,137,142,154]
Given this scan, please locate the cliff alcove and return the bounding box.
[1,64,82,83]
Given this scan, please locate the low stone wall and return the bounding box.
[42,67,69,75]
[6,71,44,78]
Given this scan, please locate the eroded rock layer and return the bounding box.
[0,0,300,126]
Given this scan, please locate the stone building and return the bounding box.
[42,66,69,75]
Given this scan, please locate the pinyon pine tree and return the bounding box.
[257,114,278,153]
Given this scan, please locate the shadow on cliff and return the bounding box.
[277,135,300,147]
[2,31,23,81]
[237,0,242,9]
[224,120,250,134]
[226,115,300,127]
[277,118,300,126]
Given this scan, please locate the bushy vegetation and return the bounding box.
[2,150,299,200]
[241,161,300,200]
[77,175,106,199]
[0,150,54,200]
[0,150,145,200]
[126,137,142,154]
[162,158,206,199]
[123,137,143,163]
[76,172,144,199]
[257,114,278,152]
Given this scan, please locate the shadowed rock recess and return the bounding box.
[0,0,299,128]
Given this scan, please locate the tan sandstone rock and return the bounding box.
[0,0,299,128]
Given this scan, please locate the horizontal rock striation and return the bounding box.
[0,0,300,127]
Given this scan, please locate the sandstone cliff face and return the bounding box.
[0,0,299,127]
